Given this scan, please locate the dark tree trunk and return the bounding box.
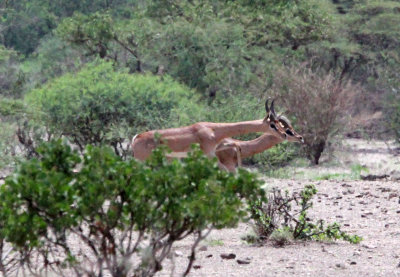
[312,141,326,165]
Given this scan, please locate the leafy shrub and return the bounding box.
[0,46,25,98]
[0,97,54,162]
[0,5,56,56]
[0,99,33,166]
[269,227,294,247]
[249,184,362,245]
[271,66,359,164]
[23,35,86,89]
[339,0,400,88]
[0,140,264,276]
[56,13,115,59]
[26,61,203,155]
[0,122,17,170]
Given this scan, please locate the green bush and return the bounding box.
[0,5,56,56]
[0,97,48,165]
[0,46,25,98]
[22,35,85,89]
[249,185,362,245]
[245,142,298,169]
[26,61,203,153]
[0,140,264,276]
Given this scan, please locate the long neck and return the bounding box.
[239,134,284,158]
[211,119,270,141]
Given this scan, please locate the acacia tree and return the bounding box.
[56,12,142,72]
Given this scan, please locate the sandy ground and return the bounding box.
[158,179,400,277]
[155,139,400,276]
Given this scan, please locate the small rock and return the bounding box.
[220,253,236,260]
[390,171,400,181]
[344,223,350,226]
[206,254,213,258]
[397,210,400,214]
[347,188,355,194]
[193,265,201,269]
[397,262,400,268]
[353,251,361,256]
[174,251,184,257]
[199,245,208,251]
[362,212,373,217]
[237,258,251,265]
[350,261,357,265]
[342,183,352,188]
[362,243,377,249]
[336,263,346,269]
[388,193,398,200]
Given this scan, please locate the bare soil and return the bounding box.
[157,139,400,277]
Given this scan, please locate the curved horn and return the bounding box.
[270,99,277,117]
[265,99,270,114]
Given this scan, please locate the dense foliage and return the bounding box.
[0,140,264,276]
[26,61,202,154]
[1,0,400,165]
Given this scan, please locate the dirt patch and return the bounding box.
[281,139,400,181]
[155,139,400,276]
[157,179,400,277]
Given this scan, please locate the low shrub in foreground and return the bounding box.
[0,140,264,276]
[249,184,362,246]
